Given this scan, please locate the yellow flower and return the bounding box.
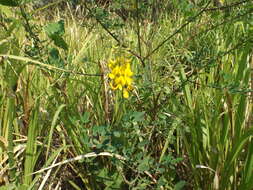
[108,56,134,98]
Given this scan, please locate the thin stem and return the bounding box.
[144,1,212,61]
[7,91,16,183]
[135,0,142,58]
[205,0,251,11]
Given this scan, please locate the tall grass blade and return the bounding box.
[6,92,16,183]
[240,140,253,190]
[220,129,253,189]
[179,67,193,110]
[23,102,39,186]
[46,104,66,160]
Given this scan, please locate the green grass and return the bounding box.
[0,0,253,189]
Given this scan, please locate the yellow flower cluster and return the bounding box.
[108,57,134,98]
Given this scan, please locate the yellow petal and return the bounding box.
[115,76,126,86]
[108,59,116,69]
[118,84,123,90]
[125,62,131,68]
[125,77,132,85]
[127,85,134,91]
[124,68,133,76]
[110,82,118,90]
[123,89,129,98]
[108,73,115,79]
[112,66,120,74]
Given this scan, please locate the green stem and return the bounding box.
[7,91,16,183]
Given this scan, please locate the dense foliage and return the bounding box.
[0,0,253,189]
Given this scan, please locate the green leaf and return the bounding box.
[4,59,26,91]
[92,125,107,136]
[0,0,20,7]
[221,129,253,189]
[132,111,145,122]
[45,20,68,50]
[24,102,40,185]
[47,47,64,67]
[45,20,65,37]
[179,67,193,109]
[51,35,68,50]
[113,131,121,137]
[174,181,186,190]
[80,112,90,124]
[0,184,16,190]
[0,0,38,6]
[46,104,66,160]
[137,158,150,172]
